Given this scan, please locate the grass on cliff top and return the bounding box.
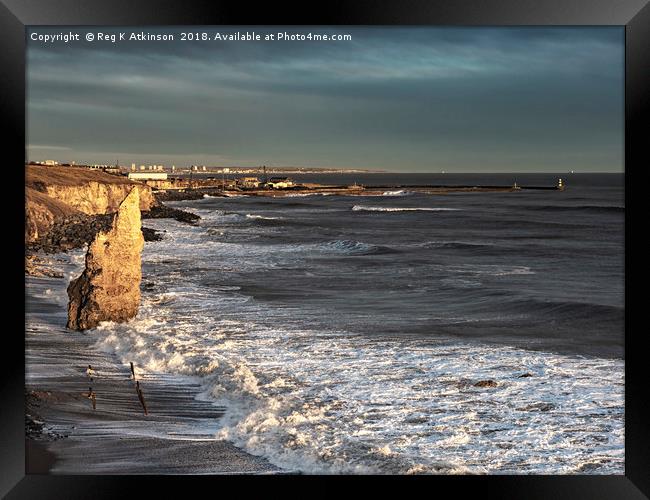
[26,165,137,189]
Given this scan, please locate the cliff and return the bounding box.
[27,165,156,214]
[25,165,155,244]
[66,188,144,330]
[25,187,81,243]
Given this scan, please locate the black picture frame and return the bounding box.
[3,0,647,497]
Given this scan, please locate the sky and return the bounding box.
[26,27,624,172]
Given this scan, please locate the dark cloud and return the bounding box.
[27,27,623,171]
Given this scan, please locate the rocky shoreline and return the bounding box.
[25,197,198,258]
[142,202,201,224]
[154,187,227,202]
[25,226,283,474]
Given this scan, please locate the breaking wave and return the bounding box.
[352,206,460,212]
[319,239,397,256]
[245,214,281,220]
[381,190,412,196]
[92,308,625,475]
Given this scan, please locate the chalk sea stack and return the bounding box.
[67,188,144,330]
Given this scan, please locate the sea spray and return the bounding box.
[352,205,460,212]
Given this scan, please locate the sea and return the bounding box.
[65,173,627,473]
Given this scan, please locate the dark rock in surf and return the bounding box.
[142,227,163,242]
[473,380,498,388]
[141,203,200,224]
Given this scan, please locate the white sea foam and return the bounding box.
[92,308,624,474]
[381,190,412,196]
[442,264,536,277]
[245,214,280,220]
[352,205,460,212]
[320,239,381,255]
[283,192,333,197]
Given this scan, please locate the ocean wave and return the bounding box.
[272,239,397,257]
[421,241,495,250]
[319,239,396,256]
[381,190,412,196]
[446,264,535,276]
[245,214,281,220]
[283,192,333,197]
[352,206,460,212]
[91,311,624,475]
[496,298,624,322]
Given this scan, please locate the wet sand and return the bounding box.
[25,256,283,474]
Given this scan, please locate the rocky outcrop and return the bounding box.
[142,203,200,224]
[66,188,144,331]
[28,213,115,253]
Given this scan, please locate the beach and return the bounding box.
[26,255,282,474]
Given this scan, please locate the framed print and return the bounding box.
[2,0,648,497]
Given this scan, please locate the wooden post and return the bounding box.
[130,362,135,380]
[85,387,96,410]
[136,381,148,416]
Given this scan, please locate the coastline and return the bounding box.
[24,176,624,474]
[25,255,284,475]
[154,184,528,203]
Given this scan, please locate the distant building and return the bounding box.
[43,160,58,165]
[267,177,294,189]
[127,171,170,188]
[237,176,260,188]
[131,163,136,170]
[128,172,168,181]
